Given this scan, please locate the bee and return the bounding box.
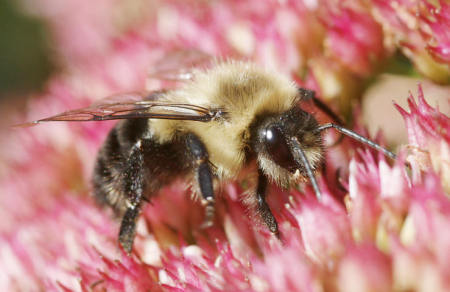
[20,55,396,253]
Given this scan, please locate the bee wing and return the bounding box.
[16,91,221,127]
[147,49,214,81]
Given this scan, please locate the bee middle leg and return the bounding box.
[256,169,279,236]
[185,133,215,228]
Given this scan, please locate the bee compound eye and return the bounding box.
[263,126,296,171]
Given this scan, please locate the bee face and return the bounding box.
[251,107,324,184]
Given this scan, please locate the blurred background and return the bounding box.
[0,0,53,112]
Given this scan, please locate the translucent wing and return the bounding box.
[16,91,222,127]
[147,49,214,82]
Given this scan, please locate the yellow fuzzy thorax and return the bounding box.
[150,61,299,179]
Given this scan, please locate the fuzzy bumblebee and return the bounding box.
[21,61,395,253]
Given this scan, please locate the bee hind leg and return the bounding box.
[118,140,146,254]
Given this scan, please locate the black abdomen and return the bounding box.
[92,118,188,216]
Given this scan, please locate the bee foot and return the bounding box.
[200,219,214,229]
[200,203,215,229]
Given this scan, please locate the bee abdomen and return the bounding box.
[92,124,129,216]
[92,119,190,217]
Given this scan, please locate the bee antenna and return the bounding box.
[315,123,397,160]
[298,88,344,125]
[289,137,322,200]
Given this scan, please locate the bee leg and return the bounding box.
[185,133,215,228]
[119,205,142,254]
[256,169,279,237]
[118,140,145,254]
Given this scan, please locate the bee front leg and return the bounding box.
[185,133,215,228]
[118,140,146,254]
[256,169,279,237]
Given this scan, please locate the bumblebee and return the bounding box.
[22,60,396,253]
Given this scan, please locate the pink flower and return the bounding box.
[372,0,450,83]
[337,244,392,292]
[287,188,352,266]
[325,7,385,76]
[395,86,450,192]
[1,1,450,291]
[420,1,450,63]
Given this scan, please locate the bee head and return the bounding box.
[250,107,324,185]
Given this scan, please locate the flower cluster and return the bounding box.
[0,0,449,291]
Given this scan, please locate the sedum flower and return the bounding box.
[420,0,450,63]
[372,0,450,83]
[395,86,450,192]
[324,6,385,77]
[0,1,449,291]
